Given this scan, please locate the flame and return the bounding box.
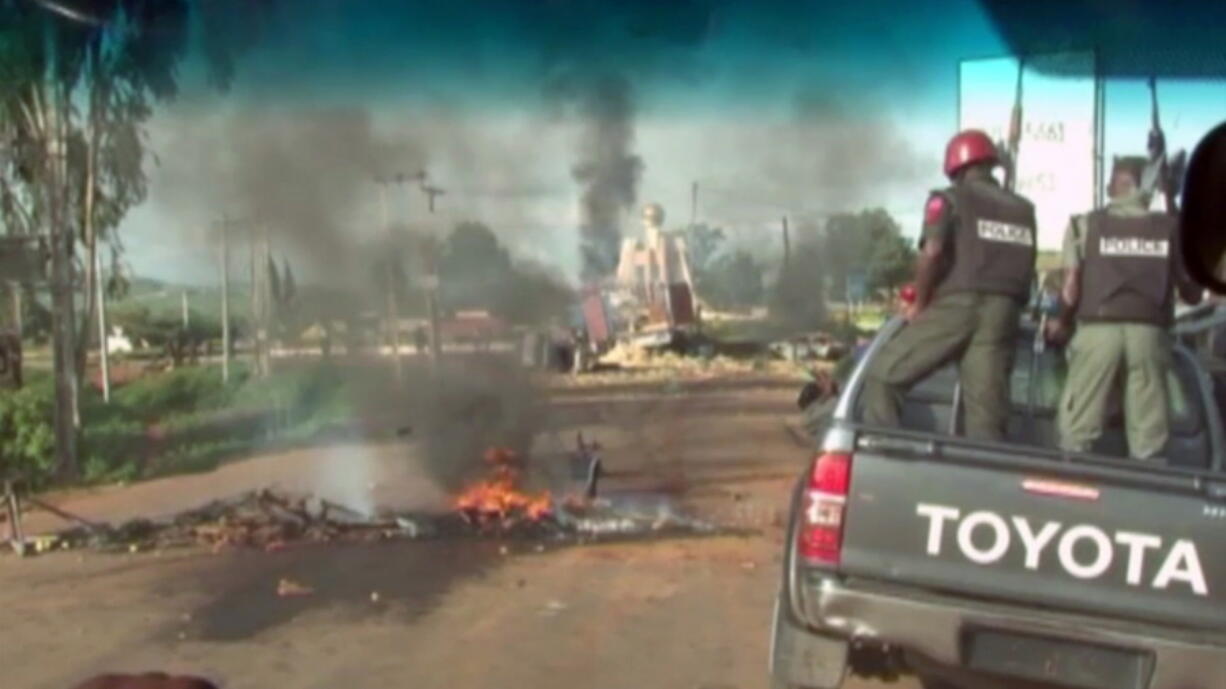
[455,447,553,527]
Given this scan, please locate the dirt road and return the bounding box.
[0,370,913,689]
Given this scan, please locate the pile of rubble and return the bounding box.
[51,490,404,553]
[11,442,721,556]
[31,490,718,555]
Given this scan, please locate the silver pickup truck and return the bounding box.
[772,317,1226,689]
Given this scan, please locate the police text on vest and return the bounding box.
[977,220,1034,245]
[1100,237,1169,258]
[916,503,1208,596]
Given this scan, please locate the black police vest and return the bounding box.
[1076,210,1175,325]
[935,180,1037,301]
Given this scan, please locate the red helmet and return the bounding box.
[943,129,998,178]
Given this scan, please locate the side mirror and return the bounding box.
[1180,121,1226,293]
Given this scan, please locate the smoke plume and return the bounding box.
[548,72,644,281]
[683,89,929,231]
[147,103,585,283]
[407,355,547,492]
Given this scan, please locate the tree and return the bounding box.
[0,0,280,476]
[497,260,574,326]
[267,256,299,342]
[771,238,827,330]
[684,223,725,277]
[111,305,215,368]
[865,230,915,294]
[434,222,574,326]
[822,208,914,299]
[438,221,513,311]
[700,249,764,311]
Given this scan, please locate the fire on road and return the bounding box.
[0,371,919,689]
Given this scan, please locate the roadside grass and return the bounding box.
[2,362,360,489]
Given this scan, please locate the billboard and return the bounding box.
[959,52,1100,250]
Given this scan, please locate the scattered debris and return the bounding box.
[769,332,848,362]
[49,489,399,553]
[556,494,717,536]
[29,535,58,554]
[15,444,730,557]
[276,577,314,597]
[395,516,432,538]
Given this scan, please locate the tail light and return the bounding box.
[899,284,917,305]
[798,451,851,567]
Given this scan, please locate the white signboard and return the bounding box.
[959,53,1099,251]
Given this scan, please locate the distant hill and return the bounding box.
[112,277,253,323]
[109,276,408,325]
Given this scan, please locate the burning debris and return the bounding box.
[18,442,723,556]
[449,442,708,537]
[455,447,554,529]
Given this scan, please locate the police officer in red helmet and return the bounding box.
[861,129,1038,441]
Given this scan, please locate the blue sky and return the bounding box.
[122,0,1226,284]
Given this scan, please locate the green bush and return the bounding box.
[0,380,56,487]
[1,362,354,489]
[112,364,248,419]
[79,416,146,483]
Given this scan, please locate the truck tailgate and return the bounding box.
[840,438,1226,632]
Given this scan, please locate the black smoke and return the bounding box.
[548,72,644,282]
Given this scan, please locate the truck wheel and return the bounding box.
[769,594,848,689]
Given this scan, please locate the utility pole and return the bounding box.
[94,248,110,403]
[781,216,791,270]
[375,177,403,381]
[249,226,258,374]
[218,216,230,384]
[422,244,441,365]
[690,181,699,229]
[249,223,270,378]
[414,174,443,366]
[257,227,271,377]
[181,290,189,328]
[421,184,446,213]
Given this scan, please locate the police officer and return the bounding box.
[1046,156,1203,460]
[862,130,1037,441]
